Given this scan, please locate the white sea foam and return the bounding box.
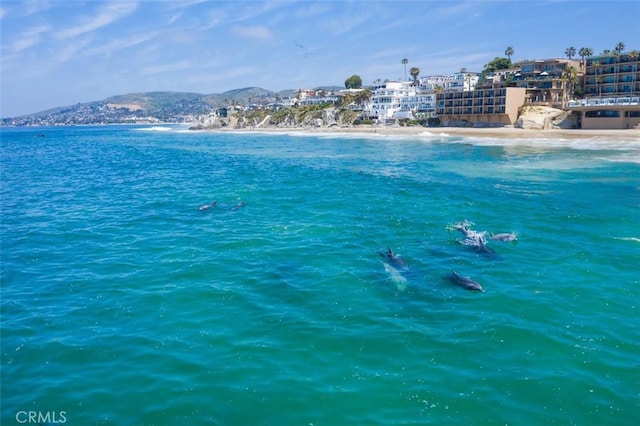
[613,236,640,243]
[134,126,173,132]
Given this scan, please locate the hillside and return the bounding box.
[1,85,350,126]
[1,88,277,126]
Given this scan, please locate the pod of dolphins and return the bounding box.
[381,220,518,294]
[200,201,514,295]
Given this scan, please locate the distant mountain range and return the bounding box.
[2,86,342,126]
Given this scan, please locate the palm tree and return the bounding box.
[612,42,626,96]
[465,72,473,91]
[565,46,576,60]
[561,66,578,106]
[628,50,639,95]
[578,47,593,97]
[409,67,420,86]
[505,46,514,63]
[612,50,621,95]
[402,58,409,81]
[592,61,602,96]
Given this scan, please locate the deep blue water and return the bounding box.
[2,125,639,425]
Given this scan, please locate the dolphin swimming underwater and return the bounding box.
[490,232,518,241]
[199,201,217,211]
[380,247,408,269]
[449,270,484,292]
[379,247,409,291]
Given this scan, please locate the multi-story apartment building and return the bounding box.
[513,58,583,108]
[364,73,474,121]
[583,52,640,97]
[419,72,479,93]
[566,51,640,129]
[435,82,526,126]
[364,81,418,120]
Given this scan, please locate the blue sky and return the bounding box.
[1,0,639,117]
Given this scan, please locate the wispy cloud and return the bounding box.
[56,1,138,39]
[231,25,274,41]
[23,0,52,16]
[10,24,50,52]
[85,31,161,57]
[55,36,95,64]
[140,60,194,76]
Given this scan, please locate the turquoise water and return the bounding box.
[1,125,639,425]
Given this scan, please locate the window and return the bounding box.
[585,110,621,118]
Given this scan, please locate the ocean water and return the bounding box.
[1,125,639,425]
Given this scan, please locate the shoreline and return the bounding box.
[198,124,640,141]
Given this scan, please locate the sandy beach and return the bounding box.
[210,124,640,141]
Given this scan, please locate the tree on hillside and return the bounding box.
[409,67,420,86]
[402,58,409,81]
[504,46,514,62]
[341,88,372,108]
[565,46,576,60]
[344,75,363,89]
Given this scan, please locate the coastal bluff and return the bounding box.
[189,104,579,131]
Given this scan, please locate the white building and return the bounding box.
[365,81,434,120]
[419,72,479,93]
[364,72,479,121]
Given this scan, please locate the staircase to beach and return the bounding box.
[551,110,572,127]
[256,114,271,128]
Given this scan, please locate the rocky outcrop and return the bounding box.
[515,106,578,130]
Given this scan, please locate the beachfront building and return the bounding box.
[435,83,527,126]
[583,51,640,97]
[419,72,480,93]
[512,58,583,108]
[566,50,640,129]
[363,81,415,121]
[364,79,448,121]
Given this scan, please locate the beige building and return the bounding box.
[515,58,583,108]
[567,50,640,129]
[436,85,526,126]
[567,97,640,129]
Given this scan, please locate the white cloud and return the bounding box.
[140,60,194,76]
[85,31,161,57]
[54,36,94,64]
[10,24,50,52]
[56,1,138,39]
[231,25,274,41]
